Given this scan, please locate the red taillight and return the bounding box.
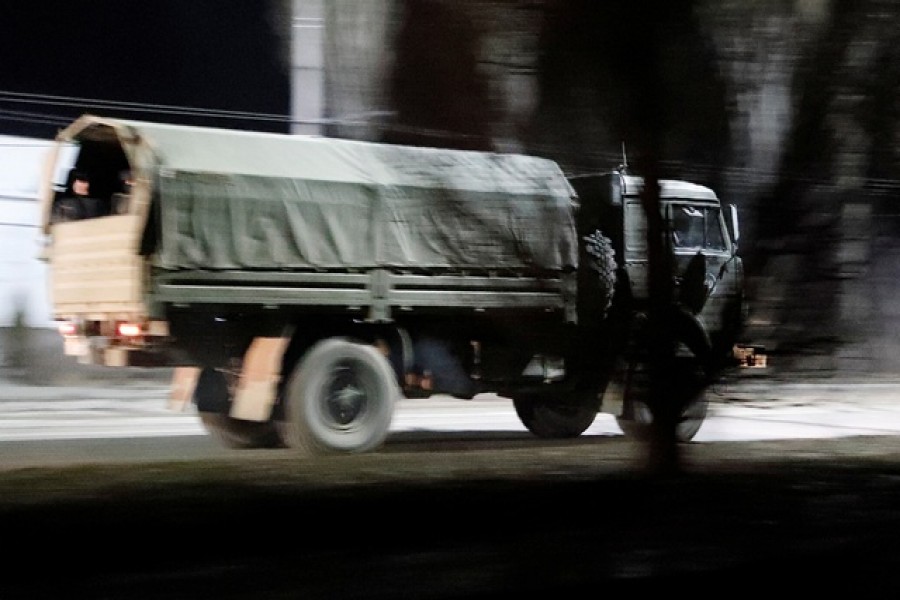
[117,322,142,337]
[58,322,77,337]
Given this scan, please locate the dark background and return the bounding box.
[4,0,900,375]
[0,0,291,138]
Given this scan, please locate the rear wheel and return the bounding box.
[280,338,399,456]
[580,230,617,324]
[194,367,283,449]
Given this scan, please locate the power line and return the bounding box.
[3,91,899,198]
[0,90,394,131]
[0,91,499,144]
[0,109,71,130]
[0,141,56,148]
[0,90,291,124]
[0,222,39,229]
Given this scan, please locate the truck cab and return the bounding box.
[570,170,749,441]
[572,170,745,361]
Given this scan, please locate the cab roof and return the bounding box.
[619,173,718,201]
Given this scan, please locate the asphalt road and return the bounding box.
[1,372,900,451]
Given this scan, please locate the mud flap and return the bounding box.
[599,305,712,418]
[599,357,650,417]
[168,366,200,411]
[230,336,292,422]
[674,310,713,363]
[599,354,628,416]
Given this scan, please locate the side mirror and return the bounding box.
[727,204,740,251]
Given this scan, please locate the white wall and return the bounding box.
[291,0,325,135]
[0,135,56,328]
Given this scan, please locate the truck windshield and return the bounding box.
[625,201,727,253]
[671,204,726,251]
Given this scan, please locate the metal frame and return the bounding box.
[150,268,577,323]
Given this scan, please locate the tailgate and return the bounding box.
[49,214,148,319]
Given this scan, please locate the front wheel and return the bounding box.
[614,360,709,443]
[280,338,399,456]
[616,395,708,442]
[512,391,599,439]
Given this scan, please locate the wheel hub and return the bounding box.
[324,366,368,427]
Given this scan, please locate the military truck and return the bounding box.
[38,114,750,454]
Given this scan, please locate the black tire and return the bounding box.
[614,360,709,443]
[615,395,708,443]
[580,230,617,321]
[194,367,283,449]
[512,392,599,439]
[198,413,285,449]
[280,338,398,455]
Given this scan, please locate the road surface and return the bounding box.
[0,374,899,468]
[2,376,900,440]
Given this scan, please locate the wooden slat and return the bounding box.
[49,215,148,317]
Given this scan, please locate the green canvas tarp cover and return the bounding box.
[127,120,579,272]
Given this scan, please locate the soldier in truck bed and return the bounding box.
[110,169,134,214]
[51,169,108,222]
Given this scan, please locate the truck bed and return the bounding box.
[44,115,582,327]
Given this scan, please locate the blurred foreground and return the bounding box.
[1,434,899,597]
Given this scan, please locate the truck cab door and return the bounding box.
[667,202,742,332]
[622,200,650,300]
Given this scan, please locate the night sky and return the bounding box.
[0,1,291,139]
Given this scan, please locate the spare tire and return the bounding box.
[579,230,617,324]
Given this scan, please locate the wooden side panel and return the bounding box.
[49,214,147,319]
